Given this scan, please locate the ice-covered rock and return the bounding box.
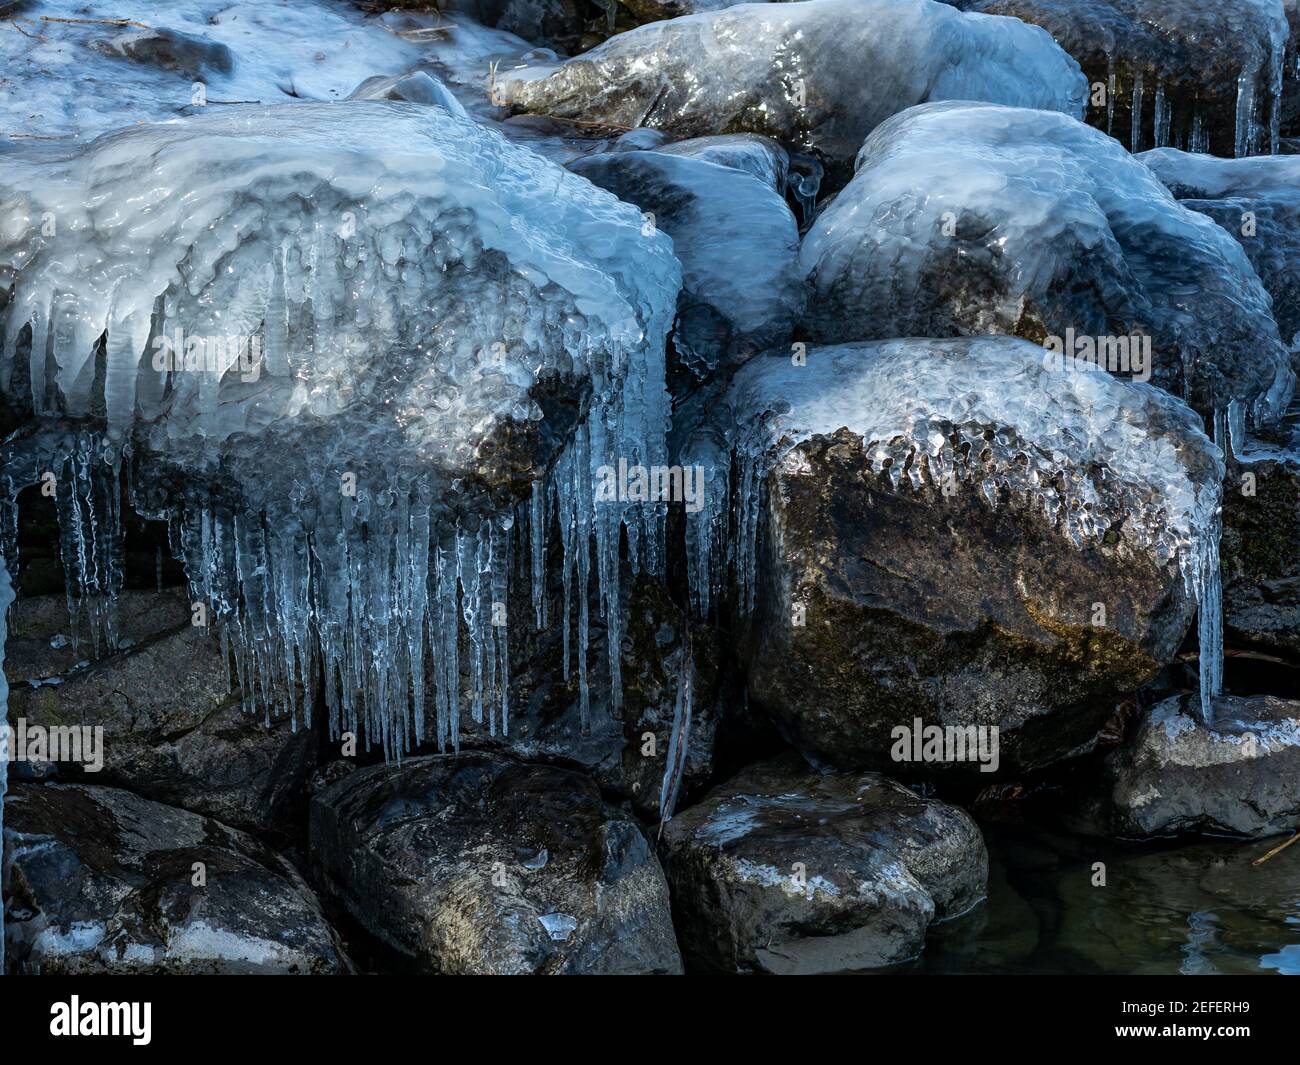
[0,101,679,758]
[0,0,437,140]
[957,0,1289,156]
[569,149,803,392]
[497,0,1087,179]
[4,782,350,974]
[652,134,790,192]
[801,102,1295,423]
[1140,148,1300,344]
[686,338,1225,771]
[658,754,987,973]
[1086,693,1300,839]
[308,752,683,973]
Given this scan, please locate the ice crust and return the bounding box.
[0,102,680,756]
[569,150,802,386]
[0,0,434,140]
[800,102,1295,423]
[498,0,1088,169]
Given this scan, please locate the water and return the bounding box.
[904,826,1300,975]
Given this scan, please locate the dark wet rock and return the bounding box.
[694,338,1222,774]
[5,617,316,837]
[4,588,190,682]
[1140,149,1300,344]
[88,27,235,81]
[3,782,349,975]
[959,0,1288,157]
[1082,693,1300,840]
[569,149,802,390]
[1221,434,1300,660]
[499,0,1086,181]
[659,755,987,973]
[800,102,1294,421]
[449,570,727,822]
[309,752,682,973]
[433,0,598,53]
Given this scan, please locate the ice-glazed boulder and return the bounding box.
[686,338,1225,773]
[309,752,683,974]
[659,755,987,973]
[497,0,1088,179]
[1140,148,1300,344]
[956,0,1289,156]
[569,149,803,392]
[0,102,680,758]
[800,102,1295,423]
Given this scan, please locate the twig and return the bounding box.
[1253,831,1300,866]
[7,18,42,40]
[40,15,149,29]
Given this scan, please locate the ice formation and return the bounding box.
[958,0,1289,157]
[0,0,438,139]
[0,103,680,756]
[498,0,1089,171]
[800,102,1296,424]
[0,555,12,973]
[652,135,790,194]
[682,338,1226,720]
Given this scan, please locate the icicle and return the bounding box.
[530,478,547,630]
[1153,83,1170,148]
[657,620,693,838]
[1193,409,1227,725]
[0,554,13,975]
[1130,70,1145,153]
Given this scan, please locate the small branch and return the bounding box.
[7,18,42,39]
[40,15,149,29]
[1253,831,1299,866]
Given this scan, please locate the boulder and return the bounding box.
[659,755,987,972]
[688,338,1223,773]
[309,752,683,973]
[1087,693,1300,839]
[800,101,1294,421]
[498,0,1087,180]
[3,782,349,974]
[1220,421,1300,661]
[6,616,316,837]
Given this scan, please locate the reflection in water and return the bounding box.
[1179,911,1222,976]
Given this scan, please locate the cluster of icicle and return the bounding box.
[0,103,681,761]
[1092,2,1288,159]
